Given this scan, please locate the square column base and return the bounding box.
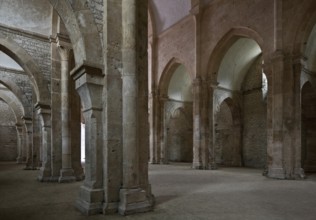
[102,202,119,214]
[37,167,52,182]
[59,169,76,183]
[16,157,24,164]
[118,188,154,215]
[293,168,305,179]
[267,167,286,179]
[75,186,103,215]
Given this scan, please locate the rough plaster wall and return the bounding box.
[242,57,267,168]
[301,83,316,172]
[0,27,51,89]
[0,68,33,112]
[0,100,17,161]
[157,17,195,83]
[165,101,193,162]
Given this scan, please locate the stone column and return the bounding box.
[209,82,218,170]
[159,95,169,164]
[118,0,154,215]
[266,51,304,179]
[36,104,52,181]
[192,77,209,169]
[57,35,76,183]
[102,0,123,213]
[71,64,104,215]
[70,75,85,181]
[149,91,158,164]
[16,124,24,163]
[33,109,42,168]
[292,57,305,178]
[266,52,286,179]
[21,124,27,162]
[24,117,34,170]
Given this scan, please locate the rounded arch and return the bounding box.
[217,97,241,126]
[48,0,103,66]
[207,27,264,83]
[0,78,32,118]
[0,90,25,126]
[0,35,50,106]
[158,57,193,97]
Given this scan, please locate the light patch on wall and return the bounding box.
[0,51,23,71]
[217,38,262,91]
[168,64,193,102]
[305,24,316,72]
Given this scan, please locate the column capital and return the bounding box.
[56,34,72,61]
[21,116,32,124]
[56,33,72,49]
[70,62,104,112]
[35,102,51,128]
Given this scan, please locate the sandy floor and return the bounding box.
[1,162,316,220]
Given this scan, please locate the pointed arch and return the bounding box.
[158,57,193,97]
[207,27,264,83]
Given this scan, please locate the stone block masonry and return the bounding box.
[0,25,52,91]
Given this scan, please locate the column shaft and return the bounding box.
[58,44,76,183]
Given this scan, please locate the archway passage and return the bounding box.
[167,107,193,162]
[215,98,241,166]
[301,82,316,172]
[160,63,193,163]
[213,37,267,169]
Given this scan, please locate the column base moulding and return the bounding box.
[59,168,76,183]
[16,157,24,164]
[75,186,104,215]
[192,162,210,170]
[118,188,154,216]
[267,167,286,179]
[102,202,119,215]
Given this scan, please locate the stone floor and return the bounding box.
[1,162,316,220]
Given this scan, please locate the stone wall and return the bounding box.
[156,16,195,82]
[301,82,316,172]
[0,99,17,161]
[165,100,193,162]
[87,0,103,37]
[214,98,242,167]
[242,56,267,168]
[0,67,33,114]
[0,25,51,86]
